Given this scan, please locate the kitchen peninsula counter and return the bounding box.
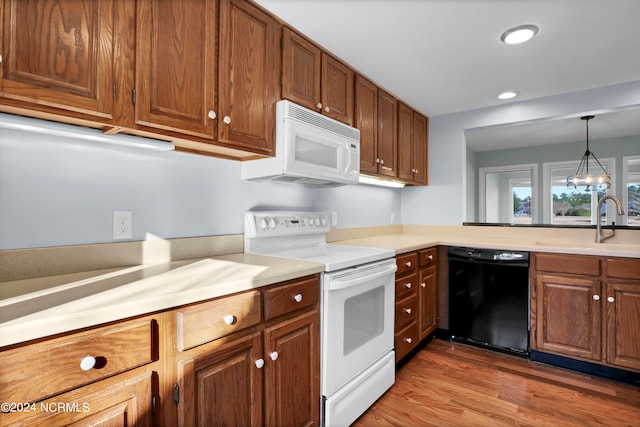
[329,224,640,258]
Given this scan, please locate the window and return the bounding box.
[479,164,537,224]
[543,158,615,225]
[623,156,640,226]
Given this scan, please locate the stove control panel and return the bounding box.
[245,211,330,237]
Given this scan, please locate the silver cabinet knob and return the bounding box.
[405,308,412,314]
[223,314,236,325]
[223,115,231,124]
[428,255,434,260]
[294,293,303,303]
[376,158,380,164]
[255,358,264,369]
[592,295,600,301]
[421,282,426,288]
[607,296,615,303]
[324,106,330,112]
[207,110,217,119]
[80,355,96,371]
[405,337,412,344]
[405,283,412,289]
[316,103,323,110]
[405,261,411,267]
[269,351,278,361]
[380,159,385,165]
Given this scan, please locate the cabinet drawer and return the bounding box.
[396,252,418,276]
[395,321,419,362]
[0,317,155,404]
[534,253,600,276]
[395,293,418,331]
[606,258,640,280]
[177,290,262,351]
[263,276,320,320]
[419,247,437,267]
[395,272,417,299]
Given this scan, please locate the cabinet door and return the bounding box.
[535,274,602,361]
[397,102,413,181]
[0,0,117,121]
[218,0,278,155]
[377,89,397,177]
[2,370,154,427]
[135,0,217,139]
[282,27,321,112]
[264,310,320,427]
[177,332,264,427]
[605,281,640,371]
[419,265,437,340]
[355,74,378,174]
[321,53,354,125]
[412,111,428,185]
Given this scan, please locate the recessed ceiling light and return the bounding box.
[498,91,518,100]
[500,24,539,44]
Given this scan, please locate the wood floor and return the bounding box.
[353,339,640,427]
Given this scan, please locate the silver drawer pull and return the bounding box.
[223,314,237,325]
[294,293,303,303]
[405,308,412,314]
[405,283,412,289]
[405,261,412,267]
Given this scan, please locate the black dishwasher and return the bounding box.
[448,247,530,357]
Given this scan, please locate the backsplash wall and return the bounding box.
[0,119,400,250]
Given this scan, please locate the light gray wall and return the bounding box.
[0,120,400,250]
[401,80,640,225]
[474,135,640,222]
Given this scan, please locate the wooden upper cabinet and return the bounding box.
[281,27,321,111]
[398,102,429,184]
[412,112,429,185]
[397,102,413,181]
[218,0,279,155]
[355,74,378,174]
[377,89,398,178]
[282,27,353,125]
[0,0,126,123]
[135,0,217,139]
[321,53,354,125]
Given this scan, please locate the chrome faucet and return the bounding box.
[596,195,625,243]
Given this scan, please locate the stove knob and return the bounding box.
[314,218,321,226]
[258,219,268,230]
[320,217,327,226]
[268,219,277,229]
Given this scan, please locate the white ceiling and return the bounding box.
[255,0,640,150]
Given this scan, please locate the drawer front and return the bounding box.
[395,272,417,299]
[534,253,600,276]
[419,247,437,267]
[395,321,419,362]
[263,276,320,320]
[0,317,155,403]
[396,252,418,276]
[395,293,418,331]
[606,258,640,280]
[177,290,262,351]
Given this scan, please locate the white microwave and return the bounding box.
[241,100,360,187]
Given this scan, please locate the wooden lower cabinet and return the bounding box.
[531,253,640,373]
[172,275,321,427]
[394,247,438,364]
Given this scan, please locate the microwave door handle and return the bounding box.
[342,145,351,174]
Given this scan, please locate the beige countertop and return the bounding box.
[0,252,324,347]
[1,225,638,348]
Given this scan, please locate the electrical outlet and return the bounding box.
[331,211,338,226]
[113,210,133,239]
[390,212,395,223]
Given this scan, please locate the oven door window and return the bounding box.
[344,286,384,355]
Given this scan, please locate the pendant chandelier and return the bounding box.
[566,115,611,192]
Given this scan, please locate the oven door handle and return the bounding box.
[328,264,397,291]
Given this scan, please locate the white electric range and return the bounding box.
[245,211,397,426]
